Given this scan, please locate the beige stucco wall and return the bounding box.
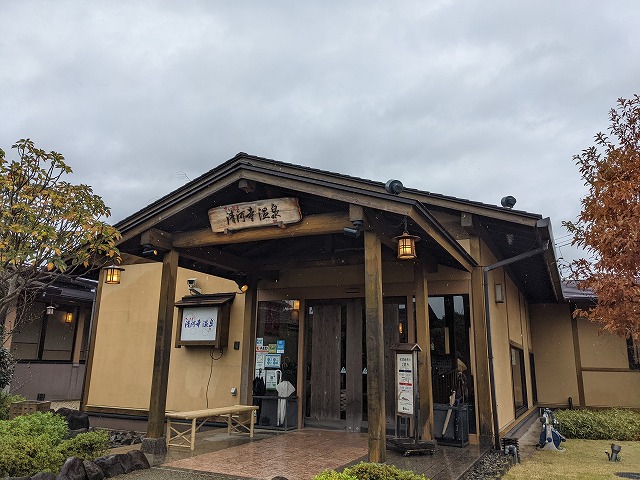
[578,319,640,408]
[165,269,243,412]
[86,262,162,410]
[86,263,245,412]
[529,303,579,406]
[578,320,629,369]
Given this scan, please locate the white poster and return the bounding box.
[255,353,265,370]
[180,306,219,342]
[265,370,280,390]
[396,353,414,415]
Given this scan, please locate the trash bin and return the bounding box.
[433,403,469,447]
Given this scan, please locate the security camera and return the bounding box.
[343,220,363,238]
[187,278,197,288]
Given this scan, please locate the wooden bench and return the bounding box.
[165,404,259,451]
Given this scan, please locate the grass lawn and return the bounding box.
[504,439,640,480]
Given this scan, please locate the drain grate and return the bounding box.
[615,473,640,479]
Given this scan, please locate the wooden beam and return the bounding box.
[411,208,473,272]
[141,228,174,251]
[172,212,350,248]
[178,248,255,274]
[414,261,434,440]
[364,231,386,462]
[469,237,493,446]
[147,250,179,439]
[349,204,364,222]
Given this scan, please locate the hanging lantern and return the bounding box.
[393,218,420,260]
[46,305,55,315]
[64,312,73,324]
[104,264,125,285]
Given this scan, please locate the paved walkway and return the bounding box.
[117,428,485,480]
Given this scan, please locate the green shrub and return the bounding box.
[314,463,427,480]
[0,411,68,442]
[0,434,64,477]
[555,408,640,441]
[314,470,357,480]
[57,430,110,460]
[0,413,107,477]
[0,391,25,420]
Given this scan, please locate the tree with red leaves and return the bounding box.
[564,94,640,339]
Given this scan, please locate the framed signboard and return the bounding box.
[174,293,236,349]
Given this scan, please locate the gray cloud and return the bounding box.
[1,0,638,266]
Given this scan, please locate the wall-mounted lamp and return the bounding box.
[64,312,73,324]
[292,299,300,311]
[235,273,249,293]
[495,283,505,303]
[393,218,420,260]
[46,305,55,315]
[398,322,404,336]
[104,265,125,285]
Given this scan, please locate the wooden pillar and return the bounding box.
[570,309,586,407]
[364,231,386,462]
[81,268,106,411]
[413,261,433,439]
[147,250,179,439]
[239,281,258,405]
[346,299,363,433]
[470,237,493,445]
[71,307,86,365]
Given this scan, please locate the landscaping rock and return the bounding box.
[5,476,30,480]
[463,451,511,480]
[93,455,124,479]
[82,461,104,480]
[55,408,90,431]
[31,473,56,480]
[57,457,87,480]
[127,451,150,472]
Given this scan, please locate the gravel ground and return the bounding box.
[462,451,513,479]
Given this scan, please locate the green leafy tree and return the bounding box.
[564,95,640,339]
[0,139,120,383]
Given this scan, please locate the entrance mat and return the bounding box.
[164,430,368,480]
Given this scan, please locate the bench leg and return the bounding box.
[250,409,255,438]
[166,419,171,448]
[190,418,196,452]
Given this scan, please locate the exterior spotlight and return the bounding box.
[235,274,249,293]
[46,305,55,315]
[104,264,125,285]
[64,312,73,324]
[393,218,420,260]
[142,244,158,257]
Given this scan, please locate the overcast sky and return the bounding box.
[1,1,638,268]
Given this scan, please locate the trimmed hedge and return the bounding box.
[0,412,109,477]
[314,462,427,480]
[554,408,640,441]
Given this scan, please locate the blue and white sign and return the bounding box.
[276,340,285,354]
[265,353,281,368]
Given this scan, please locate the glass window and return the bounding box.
[9,303,78,362]
[256,301,299,389]
[511,346,528,416]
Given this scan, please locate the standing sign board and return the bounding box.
[396,353,415,415]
